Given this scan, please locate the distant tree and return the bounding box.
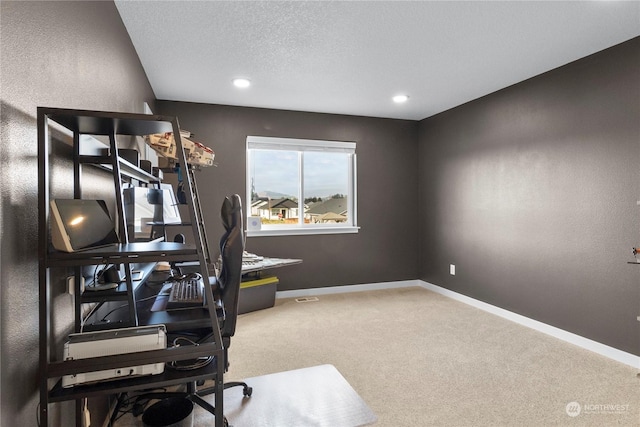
[251,178,258,201]
[330,193,345,199]
[304,196,323,203]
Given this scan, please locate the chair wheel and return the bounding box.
[243,386,253,397]
[223,415,229,427]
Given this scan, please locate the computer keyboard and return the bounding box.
[243,251,263,262]
[166,273,205,309]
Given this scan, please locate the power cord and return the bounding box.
[166,336,214,370]
[80,301,104,333]
[107,389,169,424]
[82,398,91,427]
[97,303,128,323]
[85,282,169,327]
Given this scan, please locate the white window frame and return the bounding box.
[246,135,359,237]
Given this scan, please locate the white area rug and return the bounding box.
[222,364,377,427]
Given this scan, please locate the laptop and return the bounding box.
[50,199,120,252]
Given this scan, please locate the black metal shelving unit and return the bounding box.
[38,107,225,427]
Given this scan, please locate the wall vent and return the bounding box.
[295,297,319,303]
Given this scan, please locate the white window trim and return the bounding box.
[246,136,358,237]
[247,225,360,237]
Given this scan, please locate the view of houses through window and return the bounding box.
[246,136,357,234]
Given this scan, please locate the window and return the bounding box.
[246,136,358,236]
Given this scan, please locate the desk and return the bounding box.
[135,270,216,332]
[241,257,302,275]
[239,257,301,314]
[176,256,302,276]
[141,257,302,325]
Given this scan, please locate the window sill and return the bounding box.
[246,226,360,237]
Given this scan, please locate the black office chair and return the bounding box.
[120,195,251,425]
[198,193,252,396]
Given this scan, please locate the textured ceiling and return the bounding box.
[115,1,639,121]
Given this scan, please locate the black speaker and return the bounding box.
[99,265,122,283]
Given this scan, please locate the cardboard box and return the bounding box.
[238,276,278,314]
[145,131,214,167]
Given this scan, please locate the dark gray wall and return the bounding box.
[156,101,419,291]
[1,1,155,425]
[1,3,636,426]
[418,38,640,356]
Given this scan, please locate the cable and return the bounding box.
[93,263,100,286]
[98,303,128,322]
[108,388,170,423]
[92,280,168,324]
[83,398,91,426]
[166,336,214,370]
[165,272,202,283]
[80,301,103,333]
[172,336,199,347]
[136,294,161,303]
[82,291,158,329]
[90,263,108,288]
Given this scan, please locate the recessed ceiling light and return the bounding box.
[393,94,409,103]
[233,78,251,88]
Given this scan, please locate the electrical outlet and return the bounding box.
[450,264,456,275]
[66,276,85,295]
[66,276,75,295]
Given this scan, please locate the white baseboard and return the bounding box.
[276,280,421,300]
[276,280,640,370]
[419,280,639,370]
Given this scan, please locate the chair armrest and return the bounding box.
[208,275,226,321]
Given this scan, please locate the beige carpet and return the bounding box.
[225,287,638,427]
[116,286,639,426]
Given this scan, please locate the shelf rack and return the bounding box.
[38,108,225,427]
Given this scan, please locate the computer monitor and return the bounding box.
[50,199,120,252]
[159,183,182,225]
[123,185,181,241]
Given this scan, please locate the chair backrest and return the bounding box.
[217,194,244,339]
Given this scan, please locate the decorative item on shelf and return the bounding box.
[146,133,174,159]
[145,130,214,167]
[188,141,215,167]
